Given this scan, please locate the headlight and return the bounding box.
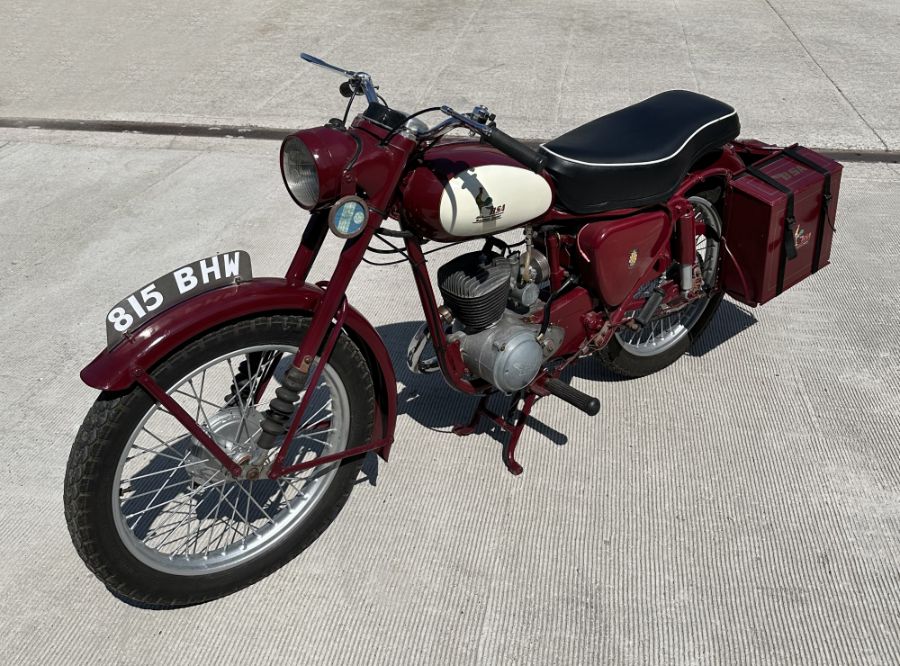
[281,137,319,209]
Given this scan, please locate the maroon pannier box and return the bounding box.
[722,145,842,306]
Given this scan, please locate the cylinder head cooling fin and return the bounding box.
[437,252,511,332]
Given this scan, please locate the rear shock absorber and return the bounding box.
[676,201,696,294]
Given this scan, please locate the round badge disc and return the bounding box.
[328,196,369,239]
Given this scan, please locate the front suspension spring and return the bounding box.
[256,365,308,449]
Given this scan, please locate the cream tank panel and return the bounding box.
[438,165,553,237]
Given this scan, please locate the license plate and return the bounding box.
[105,250,252,347]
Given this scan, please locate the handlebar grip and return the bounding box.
[483,128,547,173]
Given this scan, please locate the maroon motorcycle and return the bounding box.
[64,54,842,606]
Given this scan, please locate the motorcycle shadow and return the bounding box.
[365,302,755,481]
[369,323,565,465]
[688,299,757,357]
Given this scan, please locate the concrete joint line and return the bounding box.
[1,116,898,164]
[762,0,890,151]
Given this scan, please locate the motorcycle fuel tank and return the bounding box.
[400,142,554,241]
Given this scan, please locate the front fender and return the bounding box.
[81,278,397,457]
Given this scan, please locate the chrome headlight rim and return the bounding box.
[280,136,320,210]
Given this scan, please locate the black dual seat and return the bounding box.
[540,90,740,213]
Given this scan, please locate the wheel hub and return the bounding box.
[187,407,262,484]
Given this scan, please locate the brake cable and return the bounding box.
[363,232,526,267]
[379,106,443,145]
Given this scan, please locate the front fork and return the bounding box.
[129,212,389,481]
[253,211,385,478]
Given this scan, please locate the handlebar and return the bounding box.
[439,106,546,173]
[301,52,380,105]
[298,55,547,172]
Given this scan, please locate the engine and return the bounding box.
[436,248,559,393]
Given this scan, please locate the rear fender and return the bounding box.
[81,278,397,458]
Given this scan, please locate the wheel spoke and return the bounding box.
[281,475,308,501]
[140,426,189,455]
[205,488,248,552]
[226,358,248,416]
[197,368,207,419]
[231,480,277,527]
[298,396,332,431]
[208,483,231,551]
[298,427,335,441]
[111,338,351,575]
[126,443,190,464]
[245,351,280,407]
[143,473,225,550]
[185,378,214,431]
[242,490,252,541]
[125,473,224,521]
[126,450,193,531]
[226,357,257,447]
[217,486,254,547]
[145,509,198,548]
[124,460,208,485]
[122,477,192,500]
[175,387,221,415]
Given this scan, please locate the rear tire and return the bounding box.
[64,315,375,607]
[597,195,724,379]
[596,292,723,378]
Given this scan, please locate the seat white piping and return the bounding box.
[539,110,737,167]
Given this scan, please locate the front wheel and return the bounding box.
[64,315,375,607]
[597,195,724,378]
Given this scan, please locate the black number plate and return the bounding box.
[105,250,252,347]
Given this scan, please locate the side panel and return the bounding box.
[80,278,397,452]
[575,210,672,306]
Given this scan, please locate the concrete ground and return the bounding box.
[2,0,900,150]
[2,129,900,665]
[2,1,900,664]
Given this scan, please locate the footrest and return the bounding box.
[543,378,600,416]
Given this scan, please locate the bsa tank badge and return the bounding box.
[474,186,506,224]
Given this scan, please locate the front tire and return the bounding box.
[597,195,724,378]
[64,315,375,607]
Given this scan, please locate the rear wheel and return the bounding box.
[64,315,375,607]
[597,195,724,378]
